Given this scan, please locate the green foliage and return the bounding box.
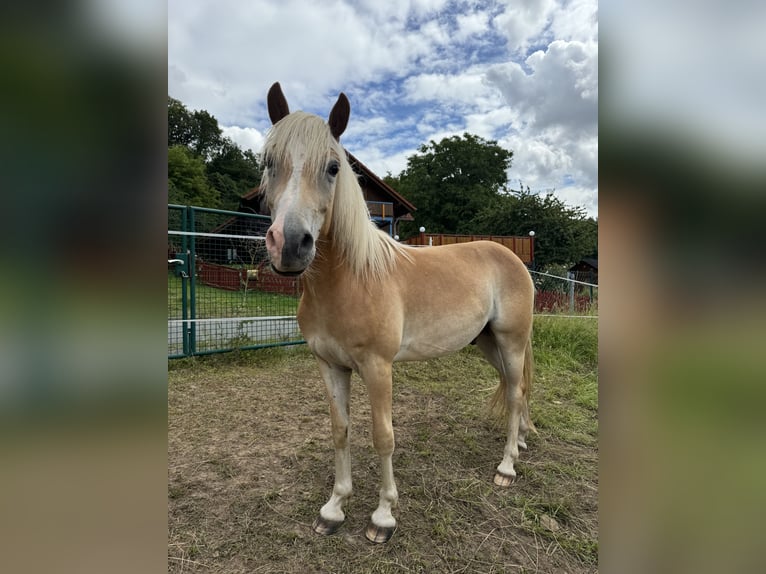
[168,96,224,160]
[168,145,219,208]
[472,187,597,268]
[206,140,262,211]
[392,133,513,237]
[168,96,263,209]
[168,96,195,148]
[388,132,596,268]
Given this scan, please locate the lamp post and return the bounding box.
[528,230,535,270]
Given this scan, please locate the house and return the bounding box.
[192,149,417,287]
[568,257,598,284]
[238,149,416,236]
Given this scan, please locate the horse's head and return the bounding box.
[262,82,350,276]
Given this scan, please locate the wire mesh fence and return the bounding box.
[168,205,303,358]
[168,205,597,357]
[530,270,598,316]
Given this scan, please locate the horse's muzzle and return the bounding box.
[266,217,315,275]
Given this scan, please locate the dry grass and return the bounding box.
[168,318,597,573]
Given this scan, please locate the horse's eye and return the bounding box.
[327,161,339,177]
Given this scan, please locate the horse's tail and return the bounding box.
[490,334,536,433]
[521,335,537,434]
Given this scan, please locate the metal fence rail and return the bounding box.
[168,205,597,358]
[168,205,303,358]
[530,270,598,315]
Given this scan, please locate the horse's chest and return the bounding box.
[298,296,399,368]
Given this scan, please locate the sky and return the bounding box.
[168,0,598,218]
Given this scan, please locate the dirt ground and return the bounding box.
[169,346,597,573]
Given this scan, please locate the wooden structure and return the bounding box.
[405,232,534,265]
[568,257,598,284]
[239,150,416,236]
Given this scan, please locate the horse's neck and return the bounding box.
[307,209,394,290]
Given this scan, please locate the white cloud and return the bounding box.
[493,0,557,54]
[169,0,599,216]
[494,130,598,216]
[455,10,490,41]
[403,72,493,105]
[556,185,598,218]
[220,126,266,155]
[464,107,517,141]
[419,19,450,45]
[493,0,597,53]
[168,0,456,126]
[486,40,597,131]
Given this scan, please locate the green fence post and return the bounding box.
[181,206,190,356]
[188,206,197,355]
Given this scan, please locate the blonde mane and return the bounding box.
[263,112,411,282]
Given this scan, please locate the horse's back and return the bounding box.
[402,240,532,293]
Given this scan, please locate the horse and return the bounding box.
[261,82,536,544]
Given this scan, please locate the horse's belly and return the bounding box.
[394,328,478,362]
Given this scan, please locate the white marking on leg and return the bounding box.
[370,454,398,529]
[497,381,523,478]
[319,446,351,523]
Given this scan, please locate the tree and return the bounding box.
[191,108,224,160]
[168,145,219,208]
[471,187,597,268]
[168,96,265,209]
[206,139,262,211]
[168,96,194,148]
[392,134,513,237]
[167,96,224,160]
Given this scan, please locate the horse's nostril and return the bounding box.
[299,233,314,257]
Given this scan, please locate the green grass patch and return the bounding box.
[168,272,299,319]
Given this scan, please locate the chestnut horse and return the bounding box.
[262,82,535,543]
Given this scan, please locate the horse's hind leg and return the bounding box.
[518,403,531,450]
[313,358,353,535]
[476,331,528,486]
[476,332,530,451]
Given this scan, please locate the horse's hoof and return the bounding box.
[365,522,396,544]
[493,471,516,487]
[312,516,344,536]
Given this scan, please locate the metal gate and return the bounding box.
[167,205,304,358]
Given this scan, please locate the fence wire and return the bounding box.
[530,269,598,316]
[168,205,597,357]
[168,206,303,357]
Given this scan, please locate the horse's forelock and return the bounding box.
[264,112,342,178]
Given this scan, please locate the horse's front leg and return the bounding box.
[313,358,353,536]
[359,359,398,544]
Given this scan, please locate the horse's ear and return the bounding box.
[328,92,350,140]
[267,82,290,125]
